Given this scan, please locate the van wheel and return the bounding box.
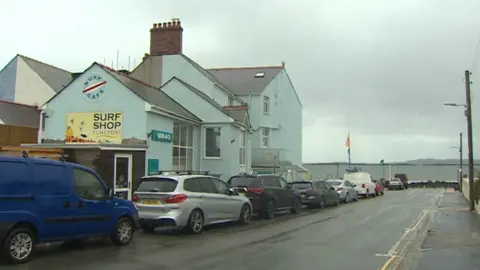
[186,209,204,234]
[110,217,134,246]
[262,200,276,219]
[2,227,36,264]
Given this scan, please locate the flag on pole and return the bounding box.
[345,132,351,150]
[345,132,351,165]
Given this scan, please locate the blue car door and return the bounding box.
[69,167,113,237]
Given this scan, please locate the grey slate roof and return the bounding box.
[19,55,73,92]
[0,100,40,128]
[99,65,201,123]
[207,66,283,95]
[165,77,247,126]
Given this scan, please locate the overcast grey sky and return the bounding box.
[1,0,480,163]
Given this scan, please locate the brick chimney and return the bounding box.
[150,18,183,56]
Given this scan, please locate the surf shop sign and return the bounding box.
[65,112,123,144]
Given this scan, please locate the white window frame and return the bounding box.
[263,96,270,115]
[173,123,194,171]
[204,126,222,159]
[239,130,246,165]
[261,128,269,148]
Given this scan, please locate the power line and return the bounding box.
[470,35,480,74]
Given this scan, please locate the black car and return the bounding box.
[291,180,340,209]
[227,174,301,219]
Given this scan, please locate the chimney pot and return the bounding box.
[150,18,183,56]
[153,23,157,29]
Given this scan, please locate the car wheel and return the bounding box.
[110,217,134,246]
[291,198,301,214]
[140,224,155,234]
[2,227,36,264]
[263,200,276,219]
[319,197,326,208]
[186,209,204,234]
[238,204,252,225]
[344,193,349,204]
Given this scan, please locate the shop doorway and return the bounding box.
[114,153,133,200]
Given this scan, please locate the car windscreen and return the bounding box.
[136,177,178,192]
[228,176,257,187]
[327,181,342,186]
[292,182,313,189]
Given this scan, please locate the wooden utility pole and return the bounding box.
[459,132,463,191]
[464,70,475,211]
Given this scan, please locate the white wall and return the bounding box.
[131,55,243,107]
[161,79,233,123]
[15,57,56,106]
[243,70,303,166]
[462,177,480,214]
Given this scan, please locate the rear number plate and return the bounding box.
[142,199,162,205]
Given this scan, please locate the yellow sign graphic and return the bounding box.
[65,112,123,144]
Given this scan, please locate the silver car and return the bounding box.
[133,172,253,234]
[326,179,358,203]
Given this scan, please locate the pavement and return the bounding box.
[2,189,470,270]
[399,190,480,270]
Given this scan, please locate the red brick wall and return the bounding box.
[150,19,183,56]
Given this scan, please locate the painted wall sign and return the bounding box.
[65,112,123,143]
[151,130,172,143]
[82,74,107,102]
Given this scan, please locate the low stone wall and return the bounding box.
[461,178,480,214]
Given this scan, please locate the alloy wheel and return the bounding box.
[117,220,133,243]
[242,205,251,223]
[9,233,33,261]
[190,211,204,233]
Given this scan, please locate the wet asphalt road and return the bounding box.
[2,189,444,270]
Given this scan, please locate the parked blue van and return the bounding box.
[0,155,139,264]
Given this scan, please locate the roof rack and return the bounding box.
[157,170,211,176]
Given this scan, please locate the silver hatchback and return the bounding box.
[133,173,253,234]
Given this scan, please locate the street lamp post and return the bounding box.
[444,70,475,211]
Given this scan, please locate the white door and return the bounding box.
[113,153,133,200]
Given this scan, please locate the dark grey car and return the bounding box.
[291,180,340,209]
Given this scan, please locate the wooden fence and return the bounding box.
[0,146,65,160]
[0,125,38,146]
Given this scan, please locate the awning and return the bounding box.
[21,143,148,151]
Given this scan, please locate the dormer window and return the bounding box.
[255,72,265,78]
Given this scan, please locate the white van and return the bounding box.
[342,171,377,197]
